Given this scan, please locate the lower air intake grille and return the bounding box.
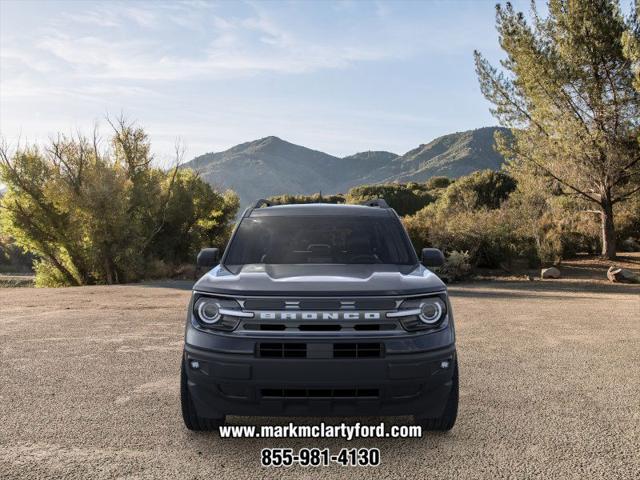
[258,343,306,358]
[257,342,383,358]
[333,343,383,358]
[261,388,379,398]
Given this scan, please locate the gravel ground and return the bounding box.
[0,281,638,479]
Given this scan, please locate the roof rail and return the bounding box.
[253,199,273,208]
[360,198,390,208]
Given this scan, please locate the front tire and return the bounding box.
[180,360,225,431]
[415,360,458,431]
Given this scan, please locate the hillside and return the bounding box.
[355,126,511,184]
[182,127,510,206]
[183,136,344,206]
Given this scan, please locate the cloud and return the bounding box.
[61,4,160,29]
[2,0,488,91]
[122,6,158,27]
[29,33,389,82]
[9,4,396,84]
[0,0,499,160]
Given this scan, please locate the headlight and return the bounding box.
[388,295,447,331]
[195,298,221,324]
[419,299,444,324]
[192,295,252,331]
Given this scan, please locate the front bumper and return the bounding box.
[184,329,456,418]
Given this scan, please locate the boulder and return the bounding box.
[607,266,639,283]
[541,267,561,279]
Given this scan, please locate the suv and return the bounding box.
[181,199,458,431]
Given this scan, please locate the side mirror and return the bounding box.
[197,248,220,268]
[421,248,445,267]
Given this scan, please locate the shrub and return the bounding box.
[425,176,451,190]
[346,183,435,216]
[438,170,516,213]
[266,193,345,205]
[33,259,72,288]
[438,250,472,281]
[403,189,538,269]
[0,121,239,286]
[616,194,640,245]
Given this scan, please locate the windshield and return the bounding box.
[223,215,417,270]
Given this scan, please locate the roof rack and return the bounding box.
[360,198,390,208]
[243,197,391,218]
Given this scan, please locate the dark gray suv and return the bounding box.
[181,199,458,431]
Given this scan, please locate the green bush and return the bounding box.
[425,176,452,190]
[438,250,472,281]
[403,172,535,269]
[0,121,238,286]
[266,193,345,205]
[33,259,72,288]
[346,182,436,216]
[438,170,516,213]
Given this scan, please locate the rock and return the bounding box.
[607,266,639,283]
[541,267,561,279]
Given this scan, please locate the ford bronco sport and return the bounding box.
[181,199,458,431]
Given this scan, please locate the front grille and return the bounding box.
[243,298,397,310]
[261,388,379,398]
[334,343,383,358]
[258,343,306,358]
[257,342,384,358]
[242,322,398,333]
[298,324,341,331]
[249,323,286,331]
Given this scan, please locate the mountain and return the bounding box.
[182,127,510,206]
[339,151,399,184]
[184,136,344,206]
[363,126,510,184]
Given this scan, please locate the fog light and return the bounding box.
[440,360,450,369]
[190,360,200,370]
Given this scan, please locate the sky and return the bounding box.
[0,0,533,164]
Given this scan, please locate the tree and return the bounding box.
[475,0,640,258]
[623,2,640,92]
[0,119,238,286]
[149,169,239,264]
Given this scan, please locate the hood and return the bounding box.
[193,264,446,297]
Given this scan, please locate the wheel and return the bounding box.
[180,360,225,431]
[415,360,458,431]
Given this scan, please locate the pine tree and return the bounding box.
[475,0,640,258]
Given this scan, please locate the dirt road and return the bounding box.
[0,281,638,479]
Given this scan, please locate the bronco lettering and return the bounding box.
[256,312,382,320]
